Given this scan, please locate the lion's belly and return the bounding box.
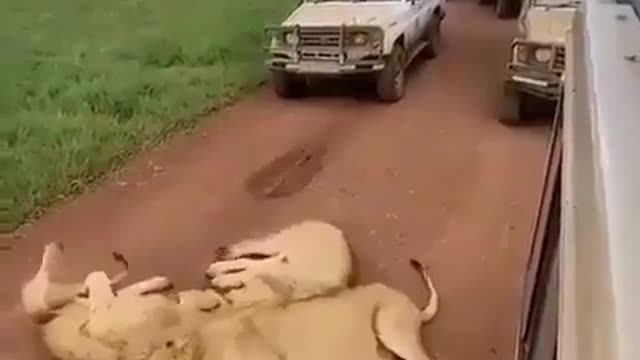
[259,299,381,359]
[201,290,389,360]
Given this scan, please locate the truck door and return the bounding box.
[401,0,426,48]
[514,94,562,360]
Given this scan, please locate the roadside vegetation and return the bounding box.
[0,0,296,232]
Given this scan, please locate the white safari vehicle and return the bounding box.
[515,2,640,360]
[499,0,577,124]
[264,0,446,102]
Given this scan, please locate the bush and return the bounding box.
[0,0,297,232]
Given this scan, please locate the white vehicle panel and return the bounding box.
[561,2,640,360]
[280,0,442,54]
[282,1,408,27]
[523,7,576,43]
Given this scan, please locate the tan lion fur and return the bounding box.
[22,221,439,360]
[147,259,438,360]
[205,220,353,308]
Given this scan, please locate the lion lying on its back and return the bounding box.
[21,220,439,360]
[176,260,437,360]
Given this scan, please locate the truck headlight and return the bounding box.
[351,33,368,46]
[284,32,300,46]
[271,35,284,48]
[515,44,528,63]
[534,48,552,63]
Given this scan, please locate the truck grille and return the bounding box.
[553,46,565,71]
[299,27,341,48]
[300,51,340,60]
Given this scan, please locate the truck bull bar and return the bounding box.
[264,25,385,71]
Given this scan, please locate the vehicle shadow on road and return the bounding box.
[299,47,444,102]
[303,76,380,101]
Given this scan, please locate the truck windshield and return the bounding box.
[620,0,640,19]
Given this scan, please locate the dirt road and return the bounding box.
[1,2,550,359]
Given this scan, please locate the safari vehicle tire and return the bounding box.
[499,87,524,125]
[376,44,406,103]
[496,0,517,19]
[271,70,306,99]
[424,17,442,59]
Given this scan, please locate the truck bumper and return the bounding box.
[504,73,563,100]
[267,59,385,75]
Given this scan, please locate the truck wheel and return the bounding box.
[499,87,523,125]
[376,43,406,103]
[496,0,516,19]
[424,18,442,59]
[271,70,306,99]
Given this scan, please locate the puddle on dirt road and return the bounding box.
[245,144,327,199]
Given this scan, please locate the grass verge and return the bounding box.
[0,0,297,233]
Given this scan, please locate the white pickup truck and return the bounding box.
[265,0,446,102]
[499,0,577,124]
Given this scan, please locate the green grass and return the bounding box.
[0,0,297,232]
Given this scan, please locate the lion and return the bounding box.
[21,220,439,360]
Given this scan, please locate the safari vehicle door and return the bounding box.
[513,94,562,360]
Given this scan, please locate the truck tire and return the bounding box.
[271,70,306,99]
[423,17,442,59]
[376,43,406,103]
[496,0,516,19]
[499,87,523,125]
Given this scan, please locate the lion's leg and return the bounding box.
[206,254,288,290]
[44,282,86,308]
[22,242,85,320]
[206,258,259,278]
[372,288,433,360]
[217,275,294,308]
[83,272,118,312]
[38,241,64,273]
[215,236,282,261]
[116,276,173,297]
[208,272,252,291]
[374,259,440,360]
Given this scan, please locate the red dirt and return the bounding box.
[0,2,550,360]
